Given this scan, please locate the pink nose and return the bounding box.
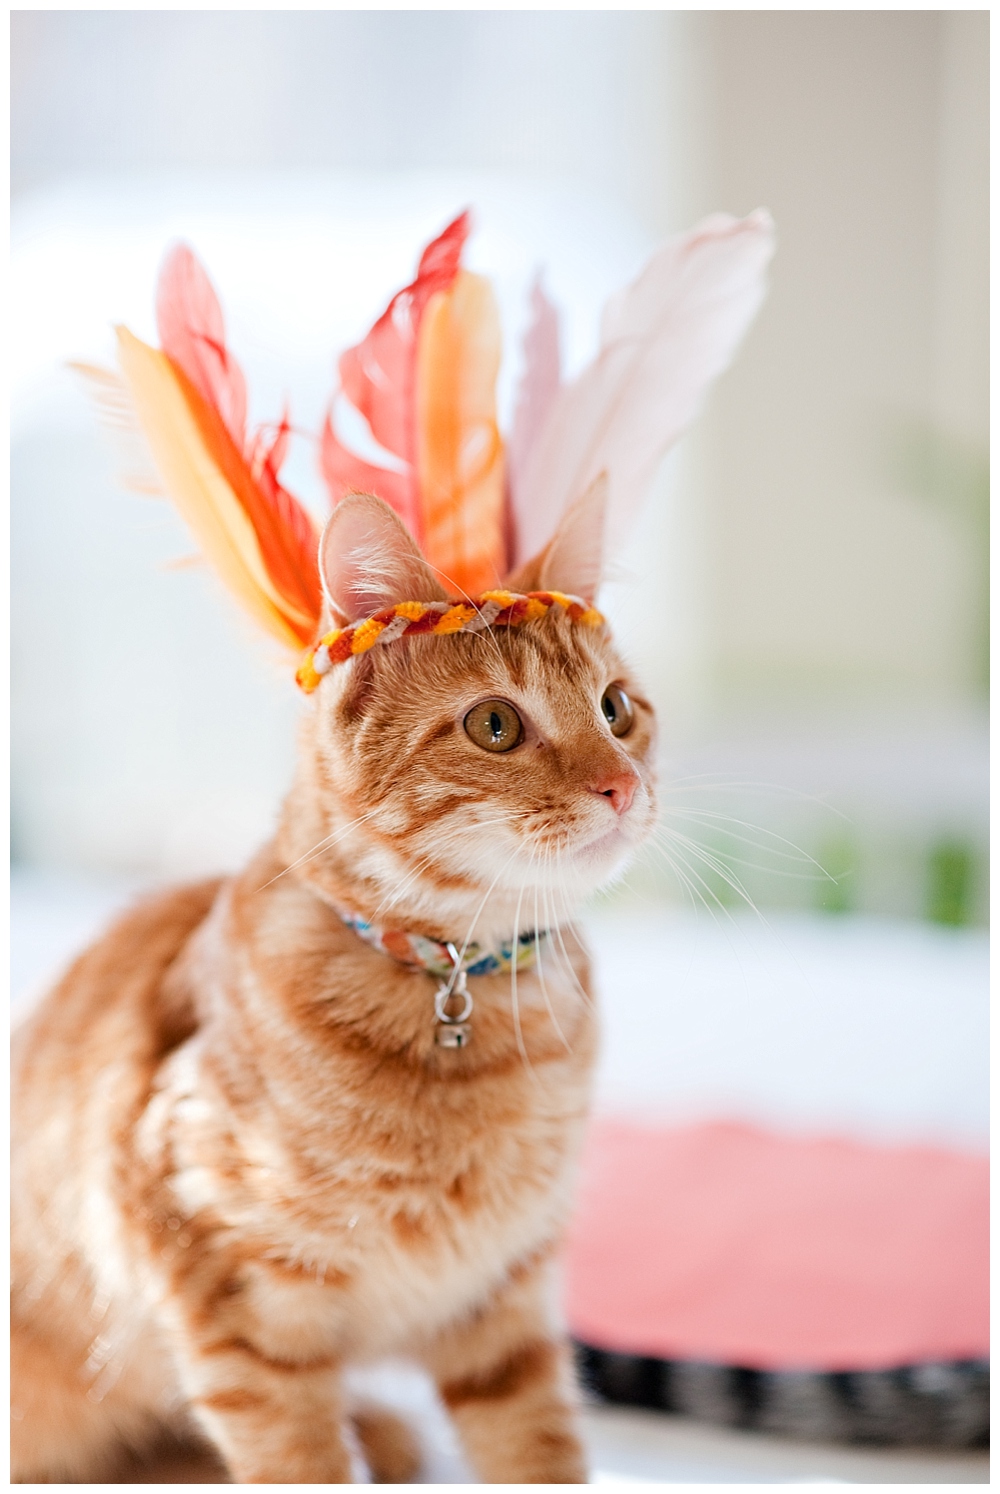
[590,768,639,816]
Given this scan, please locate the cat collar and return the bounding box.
[296,590,603,694]
[335,907,548,1050]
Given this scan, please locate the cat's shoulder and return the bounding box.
[14,876,224,1075]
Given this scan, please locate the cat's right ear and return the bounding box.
[506,472,607,604]
[319,492,449,625]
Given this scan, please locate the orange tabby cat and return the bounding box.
[11,486,657,1483]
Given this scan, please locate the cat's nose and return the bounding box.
[590,767,639,815]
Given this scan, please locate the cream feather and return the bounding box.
[509,210,776,568]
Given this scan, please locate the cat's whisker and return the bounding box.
[453,843,529,967]
[369,854,440,922]
[647,838,775,1016]
[548,855,590,1025]
[653,847,729,933]
[655,824,789,919]
[545,863,596,1016]
[462,812,533,833]
[646,835,735,924]
[656,826,761,908]
[647,835,761,1005]
[660,828,812,966]
[533,851,572,1054]
[256,805,385,891]
[272,803,533,934]
[659,775,848,819]
[509,856,540,1082]
[668,845,834,884]
[650,840,702,919]
[659,806,836,878]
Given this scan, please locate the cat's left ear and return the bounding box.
[319,491,449,625]
[506,472,607,604]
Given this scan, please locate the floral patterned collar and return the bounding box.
[334,908,546,979]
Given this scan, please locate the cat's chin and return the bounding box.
[571,824,629,865]
[563,824,644,893]
[565,830,618,866]
[476,826,636,909]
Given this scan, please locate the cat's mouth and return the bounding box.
[571,822,630,865]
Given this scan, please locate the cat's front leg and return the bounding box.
[423,1258,588,1483]
[165,1307,354,1482]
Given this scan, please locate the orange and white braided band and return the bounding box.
[296,590,603,694]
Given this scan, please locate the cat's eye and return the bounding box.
[601,684,634,738]
[463,699,524,753]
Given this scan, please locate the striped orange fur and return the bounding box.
[11,494,657,1483]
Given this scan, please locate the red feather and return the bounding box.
[318,410,413,520]
[319,211,471,539]
[248,411,323,621]
[156,244,248,448]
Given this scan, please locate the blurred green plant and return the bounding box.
[926,839,975,926]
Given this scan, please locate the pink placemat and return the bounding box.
[564,1119,989,1371]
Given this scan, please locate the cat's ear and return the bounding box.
[506,472,607,604]
[319,492,448,624]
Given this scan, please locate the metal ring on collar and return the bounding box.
[435,982,473,1024]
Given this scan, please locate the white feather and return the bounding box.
[510,210,776,568]
[70,361,165,499]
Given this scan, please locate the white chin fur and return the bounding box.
[492,827,639,901]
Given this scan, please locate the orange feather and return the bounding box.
[415,270,506,597]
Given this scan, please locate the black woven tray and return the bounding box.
[574,1342,989,1449]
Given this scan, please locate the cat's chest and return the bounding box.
[286,1034,594,1266]
[348,1079,589,1346]
[249,1081,589,1357]
[162,1000,595,1354]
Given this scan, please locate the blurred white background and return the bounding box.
[11,11,988,925]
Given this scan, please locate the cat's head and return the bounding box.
[285,487,657,934]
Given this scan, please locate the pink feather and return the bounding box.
[507,275,562,511]
[509,211,776,569]
[320,211,471,540]
[155,244,248,449]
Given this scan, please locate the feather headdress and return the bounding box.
[104,208,774,682]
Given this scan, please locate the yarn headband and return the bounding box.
[295,589,603,693]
